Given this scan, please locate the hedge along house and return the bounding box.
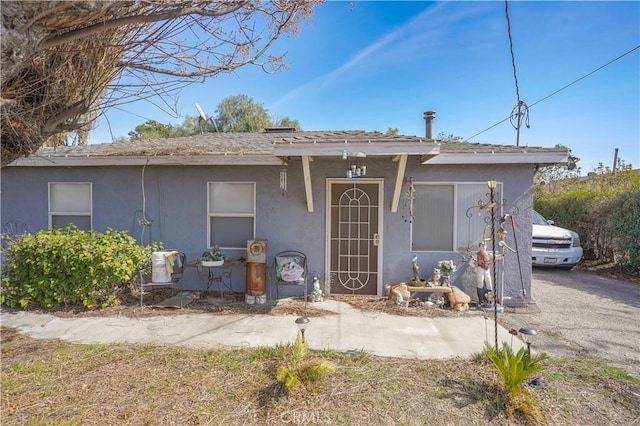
[1,112,568,304]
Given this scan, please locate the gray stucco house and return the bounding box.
[1,112,567,304]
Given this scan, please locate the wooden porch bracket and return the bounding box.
[391,154,408,213]
[302,155,314,212]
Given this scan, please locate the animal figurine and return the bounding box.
[429,294,445,308]
[446,286,471,311]
[411,255,420,282]
[310,277,323,302]
[430,268,441,286]
[385,283,411,307]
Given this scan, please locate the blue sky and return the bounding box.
[91,1,640,173]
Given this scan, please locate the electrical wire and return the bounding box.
[504,0,530,146]
[112,106,157,123]
[505,0,521,103]
[464,45,640,142]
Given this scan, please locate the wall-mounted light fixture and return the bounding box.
[347,163,367,178]
[344,152,367,178]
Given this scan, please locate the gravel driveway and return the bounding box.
[499,268,640,378]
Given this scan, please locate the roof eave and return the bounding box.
[8,155,285,167]
[273,142,440,157]
[421,152,568,165]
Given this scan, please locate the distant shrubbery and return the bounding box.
[535,170,640,273]
[1,226,158,309]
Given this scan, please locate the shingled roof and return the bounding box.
[8,130,568,167]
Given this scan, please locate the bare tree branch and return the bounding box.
[1,0,323,166]
[39,2,250,50]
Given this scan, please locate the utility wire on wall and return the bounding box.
[464,45,640,142]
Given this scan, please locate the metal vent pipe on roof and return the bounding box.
[424,110,436,140]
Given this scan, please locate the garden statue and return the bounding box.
[475,242,493,305]
[430,268,441,287]
[446,286,471,311]
[411,255,420,282]
[311,277,323,302]
[384,283,411,307]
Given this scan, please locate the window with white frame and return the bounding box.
[411,182,502,252]
[49,182,92,230]
[208,182,255,249]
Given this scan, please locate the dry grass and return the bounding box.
[3,279,639,425]
[2,326,639,426]
[25,289,475,320]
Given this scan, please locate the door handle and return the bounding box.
[373,233,380,246]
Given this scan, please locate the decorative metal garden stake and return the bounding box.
[295,316,310,342]
[488,180,499,350]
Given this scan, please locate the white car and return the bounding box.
[532,210,583,269]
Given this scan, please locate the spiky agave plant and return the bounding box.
[276,333,335,392]
[484,342,548,396]
[484,342,549,424]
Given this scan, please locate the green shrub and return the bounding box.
[535,170,640,272]
[1,226,156,309]
[610,188,640,272]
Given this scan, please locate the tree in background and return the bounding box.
[436,131,463,142]
[215,94,272,132]
[126,94,302,139]
[128,118,202,141]
[1,1,322,166]
[591,158,634,175]
[129,120,186,141]
[274,116,302,130]
[534,144,581,186]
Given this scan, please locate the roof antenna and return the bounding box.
[195,102,219,134]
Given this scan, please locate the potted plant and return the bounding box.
[201,245,225,267]
[437,260,456,286]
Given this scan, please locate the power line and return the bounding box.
[112,106,157,122]
[528,45,639,109]
[505,0,529,146]
[505,0,521,102]
[464,45,640,142]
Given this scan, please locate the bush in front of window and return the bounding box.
[0,226,157,309]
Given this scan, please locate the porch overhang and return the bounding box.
[274,142,440,213]
[272,142,439,158]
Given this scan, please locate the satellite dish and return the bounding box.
[195,102,207,121]
[194,102,219,134]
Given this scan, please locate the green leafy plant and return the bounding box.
[437,259,456,274]
[276,333,335,392]
[201,245,224,262]
[0,226,155,309]
[484,343,548,424]
[484,342,548,396]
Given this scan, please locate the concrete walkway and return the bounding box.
[0,299,524,359]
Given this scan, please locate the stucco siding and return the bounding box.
[2,159,535,302]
